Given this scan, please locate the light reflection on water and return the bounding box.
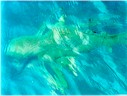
[1,1,127,95]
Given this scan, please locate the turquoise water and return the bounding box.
[1,1,127,95]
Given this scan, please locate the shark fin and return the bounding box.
[58,15,65,23]
[46,15,66,30]
[56,56,78,76]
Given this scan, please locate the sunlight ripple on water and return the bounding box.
[1,1,127,95]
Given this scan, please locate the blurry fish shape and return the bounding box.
[5,15,127,94]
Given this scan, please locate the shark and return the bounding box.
[5,16,127,94]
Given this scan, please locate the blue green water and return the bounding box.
[1,1,127,95]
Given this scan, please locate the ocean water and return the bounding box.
[1,1,127,95]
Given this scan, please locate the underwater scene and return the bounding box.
[1,1,127,95]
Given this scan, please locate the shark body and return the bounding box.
[5,17,127,94]
[6,23,127,61]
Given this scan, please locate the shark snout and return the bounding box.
[5,36,44,59]
[6,41,24,59]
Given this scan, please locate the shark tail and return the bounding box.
[116,32,127,45]
[103,32,127,47]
